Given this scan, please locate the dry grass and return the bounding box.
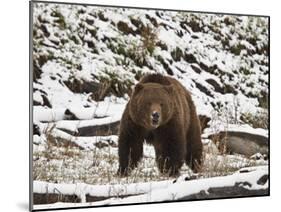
[200,147,260,178]
[140,25,159,55]
[33,142,171,184]
[33,126,171,184]
[241,110,268,129]
[33,133,268,186]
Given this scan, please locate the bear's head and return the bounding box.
[129,82,175,130]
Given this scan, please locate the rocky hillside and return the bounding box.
[33,3,268,127]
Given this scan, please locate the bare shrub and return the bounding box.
[140,25,158,55]
[241,110,268,129]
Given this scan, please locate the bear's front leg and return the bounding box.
[117,112,144,176]
[118,132,143,176]
[154,131,186,176]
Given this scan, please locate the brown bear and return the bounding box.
[118,74,202,176]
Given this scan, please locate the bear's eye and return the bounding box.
[160,103,164,107]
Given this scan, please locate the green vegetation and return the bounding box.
[229,43,246,56]
[51,9,67,30]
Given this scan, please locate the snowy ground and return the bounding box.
[33,165,268,210]
[33,124,268,184]
[31,2,269,209]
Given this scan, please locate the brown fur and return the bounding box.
[118,74,203,176]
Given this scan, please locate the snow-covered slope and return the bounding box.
[33,3,268,125]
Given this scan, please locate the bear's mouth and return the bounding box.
[151,119,160,127]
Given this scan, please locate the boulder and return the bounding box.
[209,131,268,156]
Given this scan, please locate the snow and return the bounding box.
[33,3,268,113]
[33,135,45,145]
[34,179,172,199]
[53,128,118,150]
[96,165,268,205]
[202,123,268,138]
[33,96,126,123]
[33,125,118,150]
[34,106,66,122]
[33,165,268,209]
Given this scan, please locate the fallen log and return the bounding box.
[77,121,120,136]
[33,166,268,206]
[178,181,268,200]
[33,179,171,205]
[45,128,118,149]
[56,120,120,137]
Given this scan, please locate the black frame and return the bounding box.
[29,0,270,211]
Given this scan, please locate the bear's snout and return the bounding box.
[151,111,160,126]
[152,111,160,120]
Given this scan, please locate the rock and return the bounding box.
[117,21,135,35]
[64,78,107,101]
[156,41,168,51]
[33,92,52,108]
[199,62,209,72]
[187,19,202,32]
[190,64,201,74]
[223,84,238,95]
[191,34,199,39]
[64,109,79,120]
[145,14,158,27]
[40,24,50,37]
[33,124,41,136]
[85,18,94,25]
[184,53,198,64]
[208,131,268,156]
[194,81,214,98]
[179,21,191,33]
[130,18,143,28]
[33,62,42,82]
[257,174,268,185]
[206,78,224,94]
[97,12,108,22]
[156,56,174,75]
[41,94,52,108]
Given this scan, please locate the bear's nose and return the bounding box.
[151,111,160,121]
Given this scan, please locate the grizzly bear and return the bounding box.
[118,74,202,176]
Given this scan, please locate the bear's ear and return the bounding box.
[163,84,174,95]
[134,83,144,94]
